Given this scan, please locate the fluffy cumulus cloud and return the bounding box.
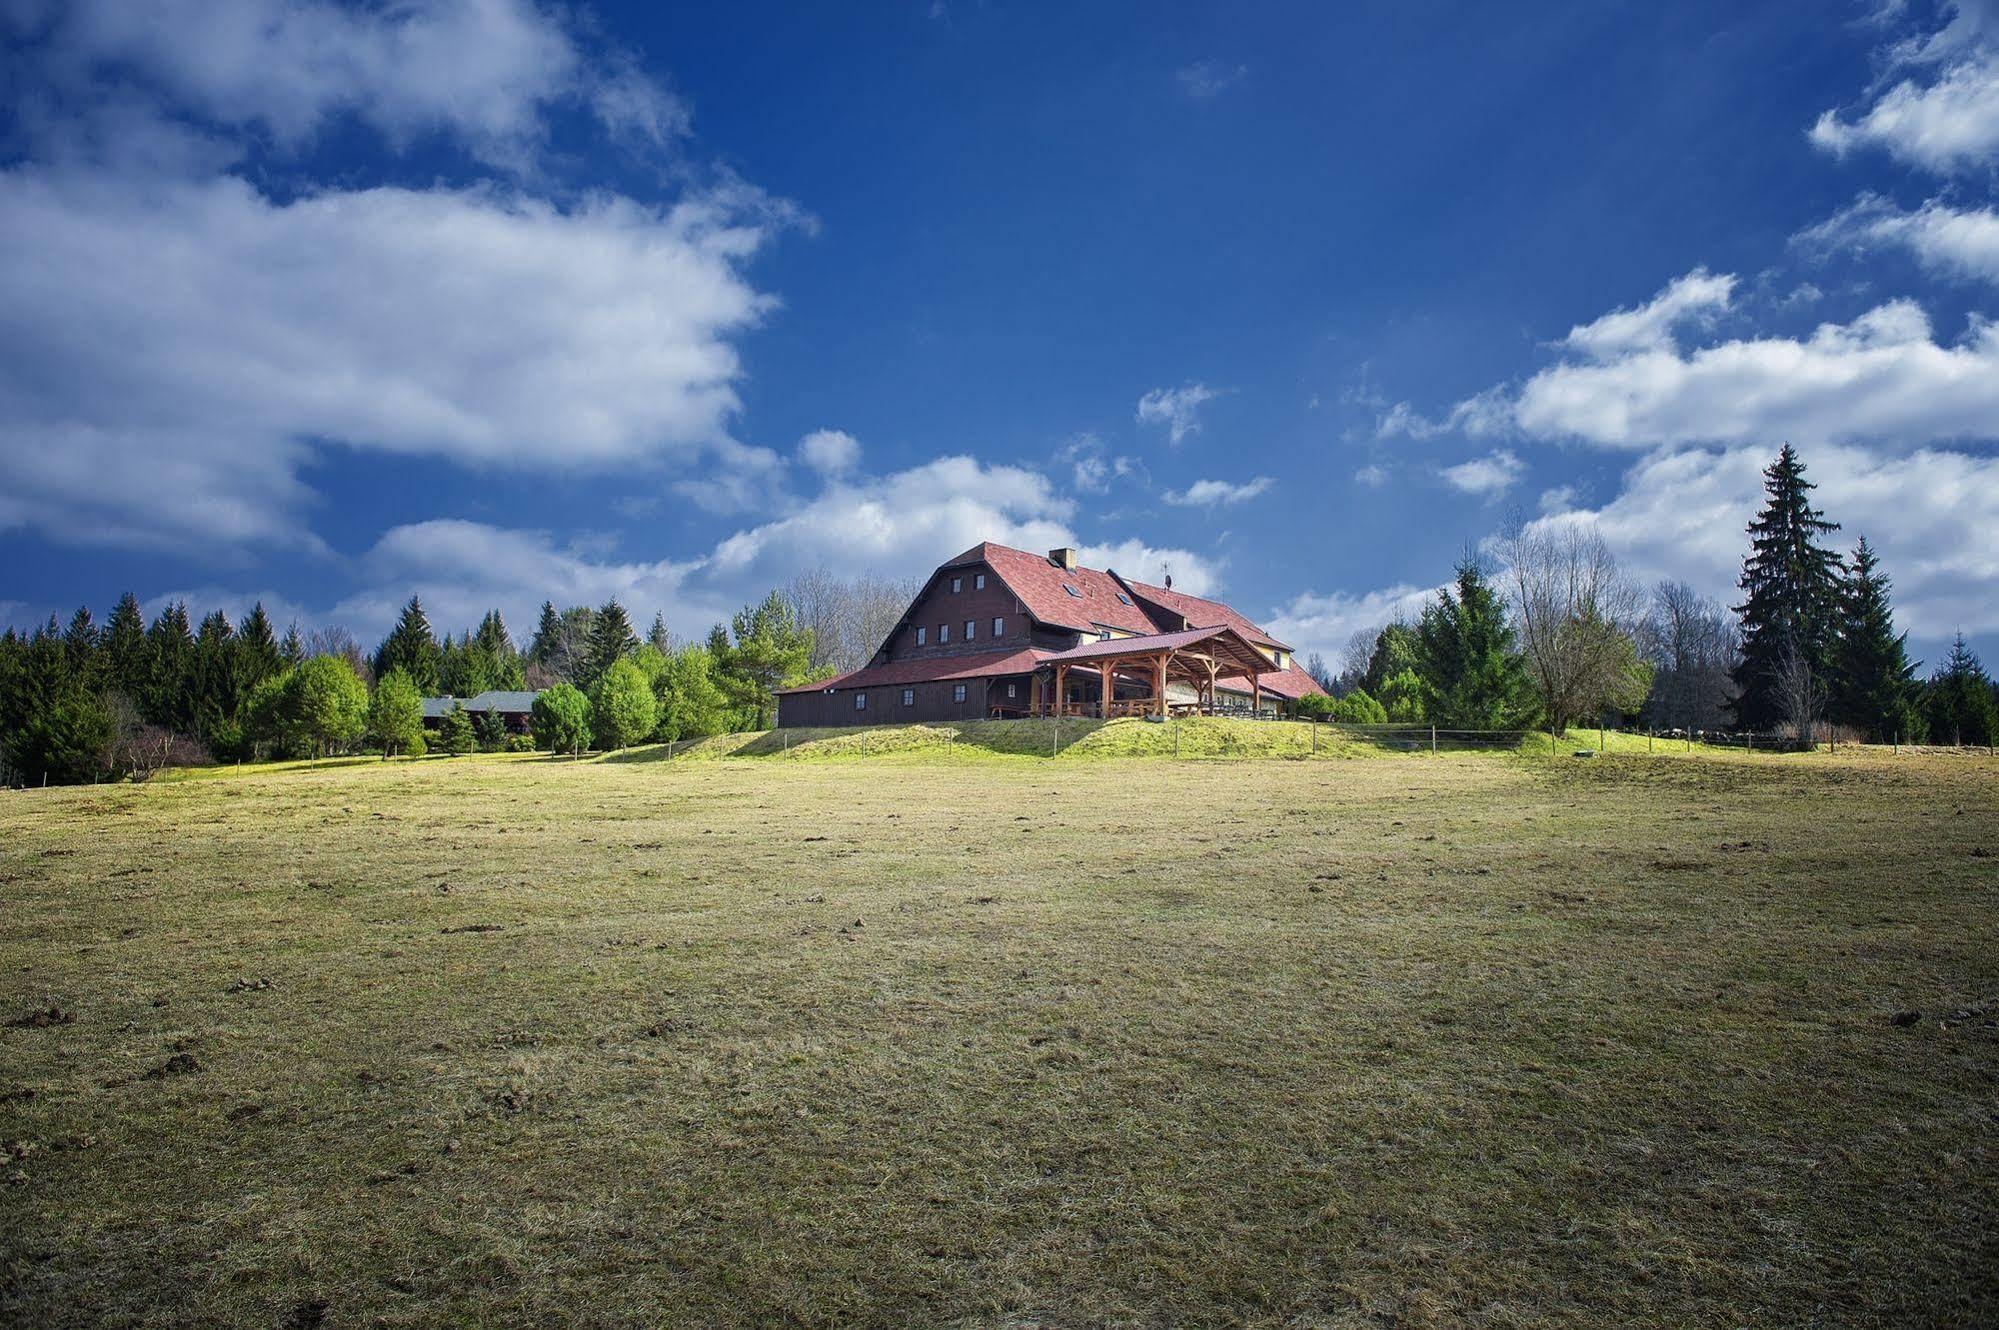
[318,454,1223,643]
[8,0,684,166]
[0,0,790,553]
[1525,443,1999,644]
[1136,383,1221,445]
[1162,476,1272,506]
[1387,269,1999,450]
[1560,268,1736,360]
[1439,450,1525,496]
[1809,0,1999,174]
[1802,194,1999,284]
[797,429,862,477]
[1263,583,1440,665]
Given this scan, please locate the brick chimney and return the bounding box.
[1048,547,1077,570]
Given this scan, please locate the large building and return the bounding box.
[776,542,1325,728]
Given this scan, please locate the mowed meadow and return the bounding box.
[2,740,1995,1328]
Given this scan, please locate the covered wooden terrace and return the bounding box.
[1016,625,1274,719]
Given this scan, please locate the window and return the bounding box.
[939,624,949,643]
[915,626,926,646]
[1006,683,1017,699]
[952,683,967,703]
[1115,592,1132,605]
[901,688,914,707]
[975,572,985,590]
[992,616,1004,637]
[964,619,976,641]
[950,576,962,593]
[855,692,867,711]
[1098,629,1112,641]
[1062,584,1082,598]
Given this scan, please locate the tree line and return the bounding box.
[0,574,864,784]
[1297,444,1997,745]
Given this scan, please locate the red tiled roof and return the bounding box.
[946,542,1160,636]
[774,647,1048,695]
[1214,664,1326,701]
[1120,577,1290,650]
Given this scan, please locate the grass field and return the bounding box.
[2,734,1996,1327]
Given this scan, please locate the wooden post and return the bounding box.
[1054,662,1068,717]
[1154,652,1167,717]
[1430,724,1437,757]
[1251,671,1261,716]
[1099,661,1113,719]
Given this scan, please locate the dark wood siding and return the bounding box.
[881,561,1037,664]
[778,677,1001,728]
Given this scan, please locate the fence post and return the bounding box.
[1311,721,1317,756]
[1430,725,1437,757]
[1649,730,1654,754]
[1051,713,1058,759]
[1598,724,1605,753]
[1893,732,1899,755]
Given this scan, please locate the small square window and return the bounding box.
[992,616,1004,637]
[915,626,926,646]
[975,572,985,589]
[1063,584,1082,598]
[901,688,914,707]
[964,619,976,640]
[950,576,962,593]
[952,683,967,703]
[855,692,867,711]
[939,624,949,643]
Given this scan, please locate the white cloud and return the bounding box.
[797,429,862,477]
[1136,382,1221,445]
[18,0,684,168]
[1537,484,1579,515]
[1353,463,1390,487]
[1163,476,1272,506]
[1527,443,1999,644]
[1263,583,1441,666]
[1439,450,1525,496]
[1176,62,1247,100]
[1809,2,1999,174]
[1802,194,1999,284]
[1055,433,1143,494]
[0,163,784,552]
[1399,269,1999,450]
[319,455,1224,642]
[1559,268,1736,360]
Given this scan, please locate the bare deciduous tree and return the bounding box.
[784,568,922,675]
[304,625,373,686]
[1774,641,1826,747]
[1338,628,1376,693]
[1640,580,1739,732]
[1500,519,1651,736]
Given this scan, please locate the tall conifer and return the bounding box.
[1732,444,1843,730]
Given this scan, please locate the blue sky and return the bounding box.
[2,0,1996,668]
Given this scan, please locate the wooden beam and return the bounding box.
[1099,660,1112,718]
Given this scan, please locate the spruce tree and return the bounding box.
[104,593,148,699]
[145,602,196,731]
[1416,557,1535,730]
[373,596,442,693]
[647,611,672,654]
[191,610,238,743]
[1927,634,1997,747]
[1828,537,1919,741]
[1732,444,1844,730]
[236,603,282,691]
[1362,623,1421,695]
[279,621,306,667]
[583,599,639,690]
[528,601,563,669]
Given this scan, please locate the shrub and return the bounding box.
[506,734,536,753]
[1377,669,1426,723]
[1332,688,1388,724]
[1294,693,1335,720]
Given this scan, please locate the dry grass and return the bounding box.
[1,746,1995,1328]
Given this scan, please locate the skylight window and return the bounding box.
[1063,584,1082,598]
[1115,592,1131,605]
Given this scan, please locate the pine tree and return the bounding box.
[1362,623,1421,695]
[1828,537,1919,742]
[279,621,306,667]
[528,601,563,668]
[373,596,442,693]
[191,610,238,744]
[647,611,671,654]
[437,702,477,756]
[144,602,196,731]
[1927,633,1997,747]
[473,610,525,689]
[1416,556,1535,730]
[583,599,638,690]
[104,593,148,700]
[1732,444,1844,730]
[714,592,814,730]
[236,603,282,694]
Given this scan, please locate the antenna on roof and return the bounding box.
[1162,561,1172,591]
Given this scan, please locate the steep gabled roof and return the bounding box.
[945,542,1160,635]
[1119,576,1291,651]
[774,647,1047,695]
